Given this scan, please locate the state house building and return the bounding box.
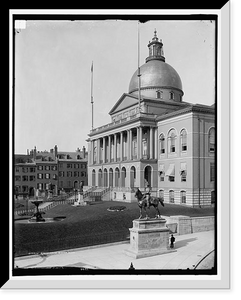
[87,31,215,207]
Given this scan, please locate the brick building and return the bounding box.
[14,145,88,197]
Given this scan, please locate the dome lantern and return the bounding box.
[146,29,165,63]
[128,30,184,101]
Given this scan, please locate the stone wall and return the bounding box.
[165,215,215,235]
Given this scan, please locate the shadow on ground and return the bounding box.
[174,237,197,249]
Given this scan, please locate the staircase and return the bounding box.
[83,187,111,202]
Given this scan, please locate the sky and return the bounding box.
[14,18,215,154]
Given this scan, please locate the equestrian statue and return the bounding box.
[134,187,164,219]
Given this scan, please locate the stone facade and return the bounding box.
[87,31,215,207]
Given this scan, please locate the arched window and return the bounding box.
[168,129,177,153]
[180,190,186,204]
[159,133,165,154]
[170,91,174,100]
[156,90,163,99]
[180,129,187,151]
[169,190,174,203]
[209,128,215,152]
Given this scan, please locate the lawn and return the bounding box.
[14,201,215,256]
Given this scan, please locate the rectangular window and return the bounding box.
[15,167,20,172]
[51,165,57,171]
[15,176,21,181]
[67,171,72,177]
[29,167,35,173]
[22,186,28,193]
[133,139,137,157]
[59,171,64,177]
[67,164,72,169]
[160,175,164,182]
[45,173,50,179]
[22,175,28,181]
[52,174,57,180]
[22,167,28,173]
[37,183,42,190]
[45,165,50,171]
[181,171,187,182]
[210,163,215,182]
[169,176,175,182]
[159,169,164,182]
[29,175,35,181]
[38,165,43,171]
[37,173,43,179]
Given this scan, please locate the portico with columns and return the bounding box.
[88,118,159,190]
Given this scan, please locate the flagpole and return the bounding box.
[137,22,141,112]
[91,61,94,130]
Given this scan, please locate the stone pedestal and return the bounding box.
[73,193,86,206]
[125,218,175,259]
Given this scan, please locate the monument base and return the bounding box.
[125,218,176,259]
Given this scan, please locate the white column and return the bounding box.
[155,128,158,159]
[127,130,130,160]
[114,133,117,162]
[129,129,132,160]
[150,127,153,159]
[97,139,100,164]
[109,135,112,162]
[120,132,123,161]
[103,137,106,163]
[139,126,143,159]
[137,127,140,159]
[91,140,94,165]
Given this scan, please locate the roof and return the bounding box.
[156,103,215,122]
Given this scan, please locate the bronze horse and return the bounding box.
[134,188,164,219]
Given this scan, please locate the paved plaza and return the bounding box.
[15,230,214,270]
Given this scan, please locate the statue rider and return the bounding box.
[144,180,151,209]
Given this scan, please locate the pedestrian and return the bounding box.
[170,234,175,248]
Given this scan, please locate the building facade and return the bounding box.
[14,145,88,197]
[87,30,215,207]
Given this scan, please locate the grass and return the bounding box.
[14,201,214,256]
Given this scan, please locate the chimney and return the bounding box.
[82,146,86,158]
[33,146,36,161]
[50,148,54,154]
[54,145,58,159]
[27,149,29,155]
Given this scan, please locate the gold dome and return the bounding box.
[128,59,183,94]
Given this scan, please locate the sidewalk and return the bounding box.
[15,230,214,270]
